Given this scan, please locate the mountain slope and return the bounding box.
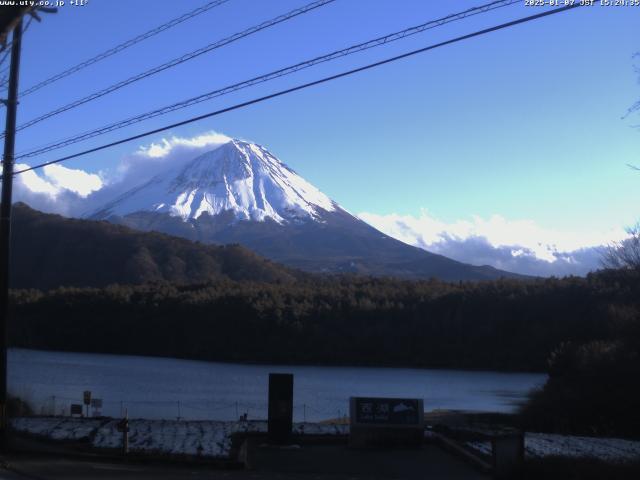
[10,203,299,290]
[90,139,523,281]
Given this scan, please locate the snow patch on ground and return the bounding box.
[10,417,348,459]
[11,417,103,441]
[15,417,637,463]
[466,433,640,463]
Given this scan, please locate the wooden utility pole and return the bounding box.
[0,17,22,448]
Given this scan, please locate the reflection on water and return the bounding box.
[9,348,546,421]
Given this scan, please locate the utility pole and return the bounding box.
[0,17,23,448]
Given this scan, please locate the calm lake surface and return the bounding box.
[8,348,546,421]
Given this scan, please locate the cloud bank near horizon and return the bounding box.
[358,211,627,277]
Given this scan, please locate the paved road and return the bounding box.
[0,444,488,480]
[251,444,488,479]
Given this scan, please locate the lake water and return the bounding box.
[8,348,546,421]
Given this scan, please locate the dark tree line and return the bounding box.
[9,268,640,374]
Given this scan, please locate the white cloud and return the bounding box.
[17,165,59,196]
[137,132,232,159]
[13,163,98,216]
[358,210,628,277]
[42,164,102,197]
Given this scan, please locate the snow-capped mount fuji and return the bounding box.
[91,139,340,224]
[90,139,521,281]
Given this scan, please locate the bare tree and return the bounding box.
[604,55,640,270]
[623,52,640,119]
[602,223,640,270]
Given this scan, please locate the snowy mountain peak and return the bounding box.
[91,139,339,224]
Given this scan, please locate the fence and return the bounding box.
[27,394,349,423]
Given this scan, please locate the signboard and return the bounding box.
[349,397,424,448]
[267,373,293,444]
[70,404,83,416]
[83,390,92,406]
[353,397,422,426]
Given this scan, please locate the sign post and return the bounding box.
[349,397,424,448]
[70,404,83,417]
[117,410,129,455]
[83,391,91,418]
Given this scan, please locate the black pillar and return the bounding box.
[267,373,293,444]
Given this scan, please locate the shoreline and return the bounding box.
[8,347,549,376]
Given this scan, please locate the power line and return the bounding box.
[18,0,232,99]
[0,50,10,72]
[0,68,7,89]
[15,0,520,160]
[9,3,583,178]
[7,0,336,137]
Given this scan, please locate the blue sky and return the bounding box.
[9,0,640,275]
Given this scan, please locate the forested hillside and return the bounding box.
[10,203,300,289]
